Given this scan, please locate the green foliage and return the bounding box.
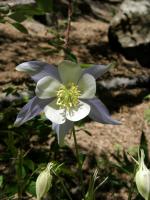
[0,0,53,33]
[85,169,108,200]
[26,181,36,196]
[145,108,150,124]
[144,94,150,100]
[11,22,28,33]
[140,132,149,164]
[0,176,3,188]
[64,48,78,63]
[144,94,150,124]
[36,0,53,13]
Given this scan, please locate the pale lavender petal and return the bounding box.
[16,61,61,82]
[83,64,111,79]
[83,98,121,125]
[14,96,54,127]
[52,120,74,146]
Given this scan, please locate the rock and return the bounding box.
[0,0,35,7]
[108,0,150,68]
[98,75,150,90]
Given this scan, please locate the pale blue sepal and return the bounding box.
[52,120,74,146]
[16,61,61,82]
[14,96,54,127]
[83,64,111,79]
[83,98,121,125]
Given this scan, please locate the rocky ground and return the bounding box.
[0,3,150,199]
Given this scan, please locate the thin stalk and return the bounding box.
[17,149,23,200]
[72,127,85,198]
[128,166,136,200]
[56,173,73,200]
[64,0,72,49]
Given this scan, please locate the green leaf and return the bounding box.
[36,0,53,12]
[48,39,64,47]
[80,64,93,68]
[79,153,86,168]
[145,108,150,123]
[26,181,36,196]
[16,165,26,179]
[9,12,26,22]
[0,16,6,23]
[11,22,28,34]
[64,49,78,63]
[0,176,3,188]
[24,159,35,171]
[140,131,149,163]
[4,132,17,156]
[5,184,18,196]
[13,5,42,16]
[144,94,150,100]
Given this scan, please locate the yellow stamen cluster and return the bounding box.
[56,83,81,110]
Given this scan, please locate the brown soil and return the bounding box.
[0,12,150,200]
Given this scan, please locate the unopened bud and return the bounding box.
[36,163,53,200]
[135,150,150,200]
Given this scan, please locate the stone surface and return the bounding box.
[0,0,35,7]
[108,0,150,67]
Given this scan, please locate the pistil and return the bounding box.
[56,83,81,110]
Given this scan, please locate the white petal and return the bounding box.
[66,100,90,121]
[58,60,82,84]
[78,73,96,99]
[35,76,61,99]
[44,100,66,124]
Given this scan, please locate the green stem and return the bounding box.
[17,149,23,200]
[64,0,72,49]
[128,166,136,200]
[56,174,73,200]
[72,127,85,198]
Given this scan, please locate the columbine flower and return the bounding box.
[14,60,120,145]
[135,149,150,200]
[36,163,52,200]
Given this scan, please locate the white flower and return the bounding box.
[135,150,150,200]
[15,60,120,145]
[36,163,52,200]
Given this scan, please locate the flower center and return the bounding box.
[56,83,81,110]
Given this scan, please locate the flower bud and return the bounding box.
[36,163,53,200]
[135,150,150,200]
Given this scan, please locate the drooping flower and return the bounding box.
[14,60,120,145]
[36,163,53,200]
[135,149,150,200]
